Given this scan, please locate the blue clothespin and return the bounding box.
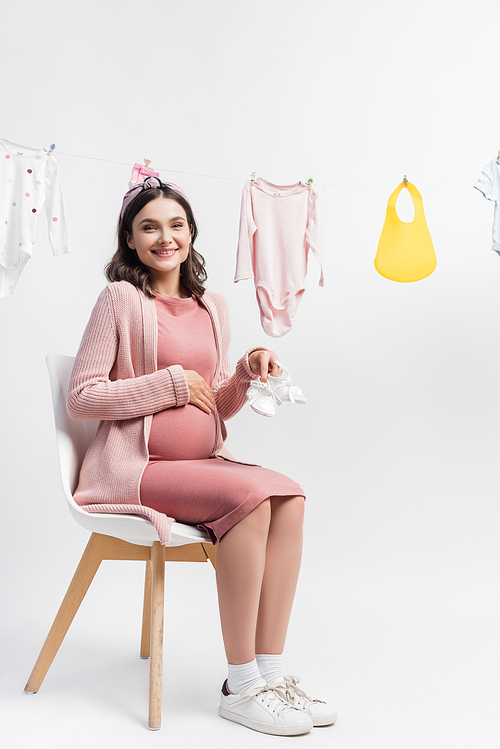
[403,175,408,186]
[47,143,56,155]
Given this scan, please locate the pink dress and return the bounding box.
[140,294,304,543]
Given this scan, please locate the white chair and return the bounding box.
[24,353,217,730]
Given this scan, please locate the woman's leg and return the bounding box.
[216,495,316,736]
[215,499,271,664]
[215,495,304,664]
[255,496,305,654]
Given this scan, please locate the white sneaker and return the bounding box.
[268,362,307,405]
[219,678,313,735]
[246,378,282,417]
[269,675,337,727]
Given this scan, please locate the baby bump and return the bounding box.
[148,404,217,462]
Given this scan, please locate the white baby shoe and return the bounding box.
[268,362,307,405]
[246,378,282,417]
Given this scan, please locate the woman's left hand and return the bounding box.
[248,349,282,383]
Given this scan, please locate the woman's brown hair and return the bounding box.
[105,184,207,298]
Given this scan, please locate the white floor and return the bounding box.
[2,533,499,749]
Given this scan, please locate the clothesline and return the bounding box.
[56,150,488,188]
[2,135,497,301]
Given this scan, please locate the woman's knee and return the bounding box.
[271,495,305,525]
[290,494,305,512]
[290,495,305,523]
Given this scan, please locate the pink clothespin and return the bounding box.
[250,171,256,186]
[130,159,160,188]
[307,178,313,191]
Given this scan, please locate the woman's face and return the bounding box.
[126,197,191,281]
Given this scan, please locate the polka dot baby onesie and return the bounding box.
[0,138,71,297]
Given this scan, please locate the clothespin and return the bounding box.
[307,178,313,191]
[251,171,256,185]
[403,175,408,186]
[47,143,56,155]
[496,151,500,165]
[144,158,153,171]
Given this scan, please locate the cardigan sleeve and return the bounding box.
[67,287,189,421]
[214,349,263,422]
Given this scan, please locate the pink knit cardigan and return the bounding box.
[67,281,261,544]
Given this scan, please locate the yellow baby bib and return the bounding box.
[374,181,437,282]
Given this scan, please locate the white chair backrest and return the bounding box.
[46,353,99,499]
[45,352,209,546]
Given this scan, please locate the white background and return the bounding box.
[1,1,499,747]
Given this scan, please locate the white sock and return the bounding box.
[256,653,283,683]
[227,659,262,695]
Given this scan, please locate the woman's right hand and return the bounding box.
[183,370,216,414]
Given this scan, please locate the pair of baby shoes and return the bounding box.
[246,362,307,417]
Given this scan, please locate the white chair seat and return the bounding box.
[68,504,210,547]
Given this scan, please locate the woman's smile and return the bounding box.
[152,247,177,257]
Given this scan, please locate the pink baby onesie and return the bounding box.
[234,177,324,337]
[0,138,71,297]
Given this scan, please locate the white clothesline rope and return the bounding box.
[57,151,248,183]
[321,162,488,186]
[57,150,488,187]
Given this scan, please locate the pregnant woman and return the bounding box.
[67,177,335,736]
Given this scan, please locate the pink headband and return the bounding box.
[120,176,189,219]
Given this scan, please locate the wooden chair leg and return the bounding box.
[140,560,152,659]
[24,532,109,694]
[148,541,165,730]
[202,542,217,569]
